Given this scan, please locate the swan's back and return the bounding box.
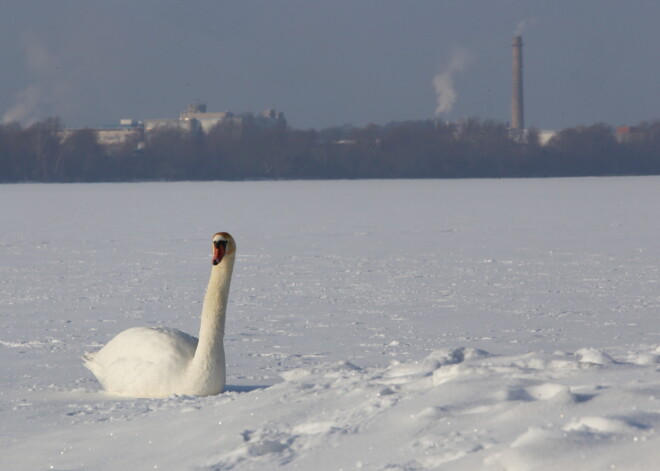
[84,327,198,397]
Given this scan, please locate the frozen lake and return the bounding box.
[2,177,659,470]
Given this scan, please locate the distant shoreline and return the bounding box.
[2,118,660,182]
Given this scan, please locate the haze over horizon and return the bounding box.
[2,0,659,131]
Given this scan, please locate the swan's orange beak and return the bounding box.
[212,244,226,265]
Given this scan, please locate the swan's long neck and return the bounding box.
[192,256,234,369]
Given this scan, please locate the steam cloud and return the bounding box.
[2,32,67,124]
[2,85,45,124]
[514,18,537,36]
[432,47,472,115]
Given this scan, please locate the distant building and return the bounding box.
[615,126,641,144]
[96,128,142,147]
[62,103,287,149]
[91,119,143,147]
[259,108,286,124]
[119,119,139,128]
[179,109,240,133]
[179,103,286,134]
[60,120,143,149]
[538,130,558,146]
[143,118,200,134]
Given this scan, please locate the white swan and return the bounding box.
[84,232,236,398]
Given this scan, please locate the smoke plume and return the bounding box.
[514,18,537,36]
[2,32,68,124]
[2,85,45,124]
[433,47,472,115]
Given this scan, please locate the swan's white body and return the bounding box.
[84,232,236,398]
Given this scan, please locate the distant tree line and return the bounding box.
[3,116,660,182]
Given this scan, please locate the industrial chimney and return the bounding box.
[511,35,524,131]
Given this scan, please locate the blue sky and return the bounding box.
[2,0,659,130]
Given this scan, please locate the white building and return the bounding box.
[143,118,200,134]
[538,130,558,146]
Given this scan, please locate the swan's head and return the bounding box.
[212,232,236,266]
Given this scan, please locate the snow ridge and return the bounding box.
[7,346,659,470]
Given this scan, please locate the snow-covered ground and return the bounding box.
[2,177,659,470]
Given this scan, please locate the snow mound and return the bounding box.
[7,347,660,470]
[575,347,616,365]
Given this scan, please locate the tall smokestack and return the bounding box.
[511,35,524,130]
